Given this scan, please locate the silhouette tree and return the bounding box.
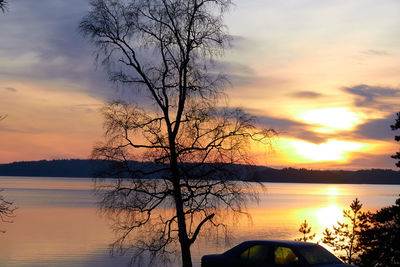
[357,196,400,267]
[391,112,400,168]
[0,0,7,12]
[359,198,400,267]
[0,114,14,232]
[80,1,274,266]
[294,219,316,242]
[321,198,370,265]
[0,190,16,233]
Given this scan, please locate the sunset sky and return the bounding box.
[0,0,399,170]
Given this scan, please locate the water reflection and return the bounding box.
[325,187,340,196]
[317,205,342,229]
[0,177,399,267]
[0,190,17,234]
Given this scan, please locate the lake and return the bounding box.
[0,176,399,266]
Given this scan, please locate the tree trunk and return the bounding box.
[174,180,193,267]
[170,140,193,267]
[179,236,192,267]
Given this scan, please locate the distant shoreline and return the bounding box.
[1,176,400,186]
[0,159,399,185]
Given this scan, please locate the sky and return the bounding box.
[0,0,399,170]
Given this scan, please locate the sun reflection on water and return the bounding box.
[326,187,340,196]
[317,204,342,229]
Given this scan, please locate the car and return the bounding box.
[201,240,357,267]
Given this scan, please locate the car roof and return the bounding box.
[239,240,319,247]
[221,240,327,258]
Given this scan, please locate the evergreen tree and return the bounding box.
[295,219,316,242]
[391,112,400,167]
[358,197,400,267]
[321,198,370,264]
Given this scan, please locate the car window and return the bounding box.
[240,245,270,262]
[273,246,299,265]
[297,245,342,264]
[240,247,250,260]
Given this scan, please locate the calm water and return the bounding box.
[0,176,399,266]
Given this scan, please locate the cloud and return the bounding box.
[250,110,398,145]
[0,1,267,105]
[256,114,304,129]
[362,49,390,56]
[229,34,256,51]
[354,113,398,141]
[2,87,17,92]
[0,124,43,134]
[289,91,323,99]
[252,113,328,144]
[225,107,322,142]
[343,153,397,170]
[0,0,119,101]
[209,60,290,89]
[226,74,259,87]
[343,84,400,110]
[212,60,256,76]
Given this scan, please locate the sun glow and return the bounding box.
[326,187,340,196]
[317,205,342,229]
[289,139,365,162]
[297,108,362,133]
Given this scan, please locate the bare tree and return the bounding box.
[0,0,8,13]
[0,0,15,234]
[0,190,16,233]
[80,1,275,266]
[0,116,14,232]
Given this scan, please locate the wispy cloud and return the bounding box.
[0,0,117,101]
[289,91,323,99]
[253,113,328,144]
[0,124,43,134]
[2,87,17,92]
[343,84,400,110]
[362,49,390,56]
[341,153,397,170]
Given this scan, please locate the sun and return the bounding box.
[297,107,362,133]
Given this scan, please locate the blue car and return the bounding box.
[201,240,357,267]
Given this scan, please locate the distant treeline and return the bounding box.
[250,166,400,184]
[0,159,399,184]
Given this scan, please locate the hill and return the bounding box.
[0,159,399,184]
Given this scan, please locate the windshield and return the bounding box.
[297,245,342,265]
